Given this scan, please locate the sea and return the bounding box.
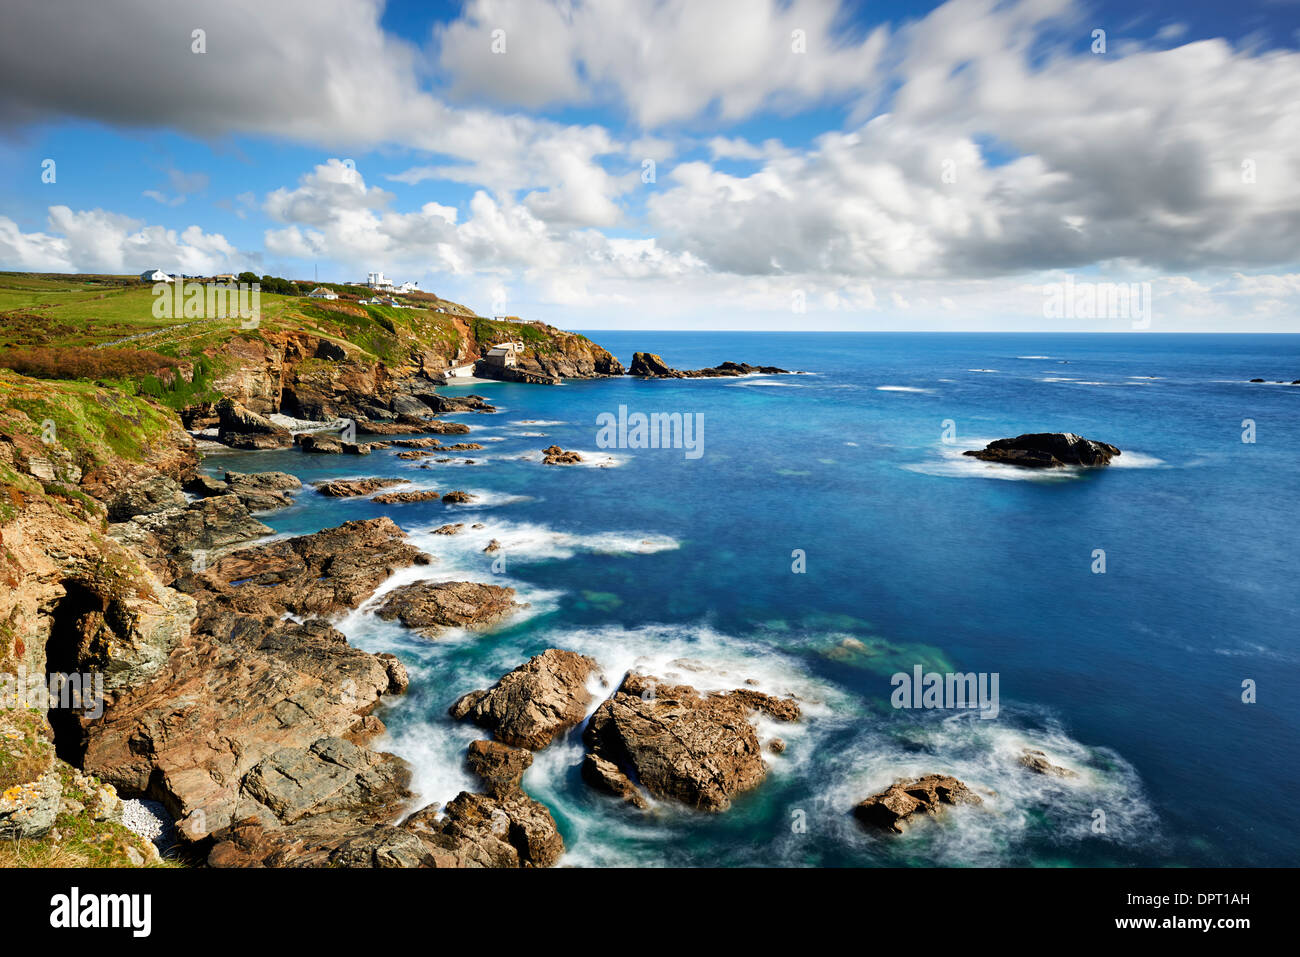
[200,332,1300,867]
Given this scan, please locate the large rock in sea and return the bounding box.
[376,580,525,636]
[963,432,1120,468]
[581,673,801,811]
[450,649,602,749]
[853,774,982,833]
[628,352,792,378]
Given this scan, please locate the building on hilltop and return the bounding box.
[139,269,173,282]
[307,286,338,299]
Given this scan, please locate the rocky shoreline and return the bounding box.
[0,331,1098,869]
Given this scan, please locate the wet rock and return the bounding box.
[216,398,293,449]
[372,490,442,504]
[1018,748,1079,778]
[482,539,501,553]
[581,673,794,812]
[853,774,982,833]
[377,580,523,636]
[450,649,601,749]
[542,445,583,465]
[402,789,563,868]
[314,477,409,497]
[183,473,229,497]
[465,740,533,798]
[963,432,1121,468]
[441,490,474,504]
[433,523,464,535]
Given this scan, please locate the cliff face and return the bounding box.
[197,314,623,422]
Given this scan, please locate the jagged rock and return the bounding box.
[83,616,413,840]
[542,445,583,465]
[223,470,302,511]
[236,737,412,825]
[314,477,409,497]
[418,393,496,414]
[581,753,650,809]
[106,474,189,522]
[403,789,563,868]
[1018,748,1079,778]
[216,398,293,449]
[183,474,229,497]
[482,539,501,553]
[465,740,533,798]
[581,673,800,811]
[372,490,442,504]
[296,433,343,454]
[396,449,432,460]
[175,517,431,619]
[390,438,443,449]
[853,774,982,833]
[441,490,474,504]
[0,710,60,840]
[963,433,1121,468]
[450,649,601,749]
[377,581,523,636]
[115,494,273,560]
[208,819,435,868]
[433,523,464,535]
[628,352,792,378]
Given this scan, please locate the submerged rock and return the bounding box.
[450,649,601,749]
[853,774,982,833]
[1018,748,1079,778]
[441,490,474,504]
[963,432,1121,468]
[372,489,442,504]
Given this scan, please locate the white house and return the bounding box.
[485,341,525,368]
[307,286,338,299]
[396,280,420,294]
[140,269,173,282]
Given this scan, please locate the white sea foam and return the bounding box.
[967,368,999,373]
[407,517,679,563]
[877,385,933,393]
[510,419,567,426]
[1016,355,1053,360]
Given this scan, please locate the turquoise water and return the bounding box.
[202,332,1300,867]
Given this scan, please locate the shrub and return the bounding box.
[0,346,182,381]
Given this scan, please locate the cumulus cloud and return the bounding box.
[435,0,888,126]
[0,207,242,275]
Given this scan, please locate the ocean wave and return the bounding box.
[407,518,679,563]
[877,385,934,393]
[813,709,1161,865]
[510,419,567,426]
[1015,355,1053,360]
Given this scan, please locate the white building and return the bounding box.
[140,269,173,282]
[485,341,525,368]
[366,271,394,291]
[308,286,338,299]
[396,280,420,294]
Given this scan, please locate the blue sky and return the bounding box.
[1,0,1299,330]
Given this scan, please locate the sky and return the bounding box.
[1,0,1299,331]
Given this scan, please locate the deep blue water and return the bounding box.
[202,333,1300,867]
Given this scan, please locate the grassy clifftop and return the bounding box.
[0,272,615,413]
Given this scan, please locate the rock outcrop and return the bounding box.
[372,490,442,504]
[963,432,1121,468]
[450,649,601,749]
[376,581,524,636]
[223,470,302,511]
[215,398,293,449]
[1018,748,1078,778]
[541,445,583,465]
[314,477,408,497]
[581,673,800,811]
[628,352,792,378]
[853,774,982,833]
